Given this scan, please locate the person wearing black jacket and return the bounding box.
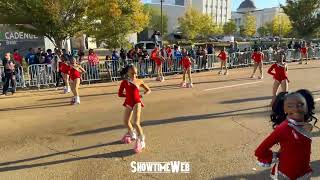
[2,52,16,95]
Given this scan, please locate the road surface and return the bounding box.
[0,62,319,180]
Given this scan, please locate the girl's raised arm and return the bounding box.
[79,65,86,73]
[140,80,151,95]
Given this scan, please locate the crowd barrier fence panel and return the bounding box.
[28,64,56,88]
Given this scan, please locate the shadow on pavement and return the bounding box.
[41,92,118,101]
[70,105,269,136]
[0,102,70,111]
[0,148,135,172]
[220,96,272,104]
[212,160,320,180]
[289,66,320,71]
[0,140,123,168]
[219,90,320,105]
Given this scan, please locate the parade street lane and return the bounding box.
[0,62,319,180]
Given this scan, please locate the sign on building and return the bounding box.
[0,26,45,56]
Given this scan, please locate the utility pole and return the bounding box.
[161,0,164,35]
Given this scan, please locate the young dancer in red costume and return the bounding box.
[255,90,318,180]
[180,48,193,88]
[165,45,173,71]
[268,51,289,105]
[250,47,265,79]
[69,57,86,105]
[300,41,308,65]
[118,64,151,153]
[151,46,165,82]
[217,47,228,75]
[58,55,71,94]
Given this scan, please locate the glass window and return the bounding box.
[146,43,156,49]
[135,43,144,49]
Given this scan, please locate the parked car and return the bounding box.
[135,41,157,54]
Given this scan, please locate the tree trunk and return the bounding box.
[54,39,64,49]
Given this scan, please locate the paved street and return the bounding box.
[0,62,319,180]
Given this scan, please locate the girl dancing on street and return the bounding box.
[69,57,86,105]
[217,47,228,75]
[250,47,264,79]
[180,48,194,88]
[300,41,308,64]
[151,46,165,82]
[267,49,289,106]
[255,89,317,180]
[58,55,71,93]
[118,64,151,153]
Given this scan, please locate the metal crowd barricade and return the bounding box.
[0,66,26,90]
[28,64,56,88]
[263,50,275,64]
[80,62,101,83]
[15,66,26,88]
[103,60,121,81]
[206,54,216,70]
[313,47,320,59]
[193,56,204,71]
[81,60,120,82]
[228,52,252,68]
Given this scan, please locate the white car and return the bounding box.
[135,41,157,54]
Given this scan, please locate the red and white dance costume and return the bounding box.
[217,51,228,75]
[166,47,173,68]
[151,49,162,67]
[267,63,288,82]
[59,62,70,75]
[69,66,82,104]
[151,49,164,81]
[179,54,193,88]
[218,51,227,62]
[118,79,146,152]
[181,56,192,70]
[255,119,312,179]
[300,47,308,56]
[251,52,264,64]
[118,79,144,109]
[69,67,81,81]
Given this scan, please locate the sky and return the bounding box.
[142,0,286,11]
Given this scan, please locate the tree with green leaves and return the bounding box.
[0,0,89,48]
[272,13,292,37]
[178,8,220,40]
[86,0,149,49]
[243,13,256,37]
[257,22,273,36]
[143,4,168,34]
[257,26,269,37]
[223,20,237,35]
[282,0,320,38]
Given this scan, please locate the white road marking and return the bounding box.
[203,81,263,92]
